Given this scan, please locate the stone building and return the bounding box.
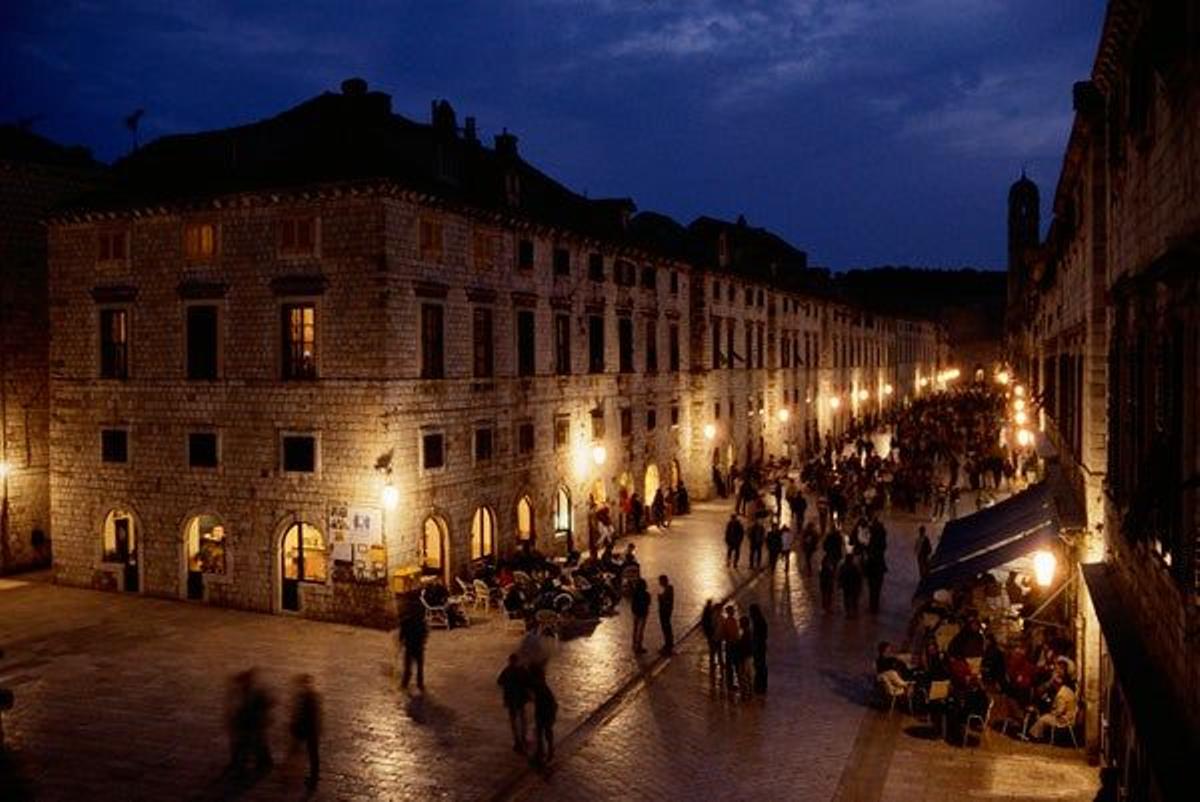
[45,80,942,626]
[1006,1,1199,797]
[0,127,103,574]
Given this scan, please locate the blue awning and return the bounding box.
[915,481,1059,597]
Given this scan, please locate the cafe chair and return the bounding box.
[473,579,495,612]
[420,588,450,630]
[1050,704,1082,748]
[876,674,915,715]
[505,606,527,634]
[962,697,994,747]
[455,577,476,605]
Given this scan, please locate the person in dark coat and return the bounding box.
[838,555,863,618]
[630,578,651,654]
[822,526,844,569]
[818,556,836,611]
[724,514,745,568]
[400,608,428,691]
[802,521,820,575]
[766,525,782,569]
[749,604,768,695]
[864,520,888,613]
[657,575,675,654]
[227,668,275,779]
[915,525,932,579]
[288,673,322,789]
[747,519,765,568]
[497,653,530,753]
[530,666,557,765]
[701,599,720,673]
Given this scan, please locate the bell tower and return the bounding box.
[1007,171,1039,307]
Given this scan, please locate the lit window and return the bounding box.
[554,487,571,539]
[282,521,327,583]
[470,507,495,560]
[185,514,227,575]
[183,223,216,261]
[100,308,129,379]
[517,496,534,541]
[281,304,317,380]
[101,510,136,563]
[279,217,316,256]
[423,516,447,571]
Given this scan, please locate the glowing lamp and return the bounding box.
[829,396,841,410]
[702,423,717,441]
[591,445,607,466]
[776,408,790,423]
[1013,398,1026,412]
[1014,410,1028,426]
[381,483,399,511]
[0,460,9,480]
[1016,429,1033,447]
[857,389,869,402]
[1032,550,1056,588]
[1014,385,1025,398]
[996,370,1010,385]
[882,384,894,396]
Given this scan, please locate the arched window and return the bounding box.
[470,507,495,560]
[644,464,661,501]
[282,521,327,583]
[185,514,227,575]
[102,509,136,563]
[423,515,448,571]
[554,487,572,539]
[516,496,534,541]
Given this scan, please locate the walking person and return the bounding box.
[802,520,820,575]
[748,518,765,568]
[399,607,428,692]
[818,555,836,612]
[530,666,557,765]
[657,575,675,654]
[288,674,322,790]
[701,599,720,675]
[865,519,888,613]
[766,524,782,570]
[735,615,754,699]
[749,604,768,695]
[788,485,807,531]
[822,524,844,569]
[718,605,741,691]
[226,668,275,780]
[839,554,863,618]
[724,513,745,568]
[631,578,651,654]
[915,525,932,579]
[497,654,530,754]
[780,524,794,571]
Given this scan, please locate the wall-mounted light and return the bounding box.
[857,389,869,402]
[996,370,1010,385]
[381,483,399,511]
[829,396,841,410]
[591,445,607,466]
[882,384,894,396]
[0,460,9,480]
[776,408,790,423]
[703,423,717,441]
[1016,428,1033,447]
[1014,410,1028,426]
[1013,398,1026,412]
[1032,550,1056,587]
[1014,385,1026,398]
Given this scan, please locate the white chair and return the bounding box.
[420,589,450,630]
[1050,707,1081,748]
[472,579,494,612]
[963,697,994,746]
[505,606,527,634]
[877,674,915,714]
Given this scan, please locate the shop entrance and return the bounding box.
[184,514,227,601]
[281,521,327,612]
[102,509,140,593]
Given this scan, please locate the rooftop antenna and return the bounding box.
[124,108,145,152]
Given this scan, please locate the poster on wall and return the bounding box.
[329,503,386,580]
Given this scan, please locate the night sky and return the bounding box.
[1,0,1107,269]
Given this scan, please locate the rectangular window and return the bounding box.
[591,408,605,439]
[183,223,216,261]
[645,318,658,373]
[281,434,316,473]
[101,428,128,464]
[100,308,129,379]
[640,265,656,290]
[588,315,605,373]
[472,307,494,378]
[473,229,500,270]
[553,247,571,276]
[588,252,605,282]
[419,218,444,262]
[620,407,633,437]
[615,260,636,287]
[726,319,735,370]
[421,304,445,379]
[97,230,128,262]
[188,432,219,468]
[516,309,536,377]
[781,333,791,369]
[554,414,570,449]
[714,401,721,420]
[279,217,316,256]
[670,404,680,426]
[744,326,753,369]
[517,422,535,455]
[712,317,722,369]
[281,303,317,380]
[646,408,657,431]
[618,316,634,373]
[554,313,572,375]
[756,323,764,368]
[422,432,446,470]
[517,238,535,270]
[669,271,679,295]
[474,427,494,462]
[186,305,219,381]
[669,323,680,372]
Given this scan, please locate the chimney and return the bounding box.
[494,128,518,159]
[463,116,478,144]
[341,77,368,96]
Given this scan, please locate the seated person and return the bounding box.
[622,543,638,567]
[503,584,527,615]
[1027,672,1077,741]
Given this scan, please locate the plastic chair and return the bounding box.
[1050,705,1081,748]
[877,674,915,714]
[472,579,494,612]
[420,589,450,630]
[962,697,994,746]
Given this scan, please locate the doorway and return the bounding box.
[184,514,226,601]
[644,463,660,503]
[281,521,327,612]
[102,510,140,593]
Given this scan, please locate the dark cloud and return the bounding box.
[0,0,1106,268]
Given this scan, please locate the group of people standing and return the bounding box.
[701,601,769,698]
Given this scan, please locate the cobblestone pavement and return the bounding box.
[518,488,1099,802]
[0,500,751,802]
[0,473,1099,801]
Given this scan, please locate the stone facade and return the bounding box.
[0,129,101,574]
[44,82,943,628]
[1006,2,1199,796]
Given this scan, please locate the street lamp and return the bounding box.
[996,370,1010,385]
[829,396,841,410]
[1014,385,1026,398]
[703,423,716,441]
[591,444,607,466]
[776,408,790,423]
[381,483,399,511]
[882,384,894,396]
[1032,550,1056,587]
[857,389,869,402]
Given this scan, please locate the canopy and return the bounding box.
[915,480,1059,597]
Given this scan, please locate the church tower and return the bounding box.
[1007,171,1039,307]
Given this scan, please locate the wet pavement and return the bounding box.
[0,480,1098,801]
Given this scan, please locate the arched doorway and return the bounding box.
[470,506,495,562]
[644,463,661,502]
[183,513,227,601]
[516,495,535,546]
[422,515,450,584]
[554,486,572,549]
[101,509,140,593]
[280,520,327,612]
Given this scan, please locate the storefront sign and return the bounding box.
[329,504,386,579]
